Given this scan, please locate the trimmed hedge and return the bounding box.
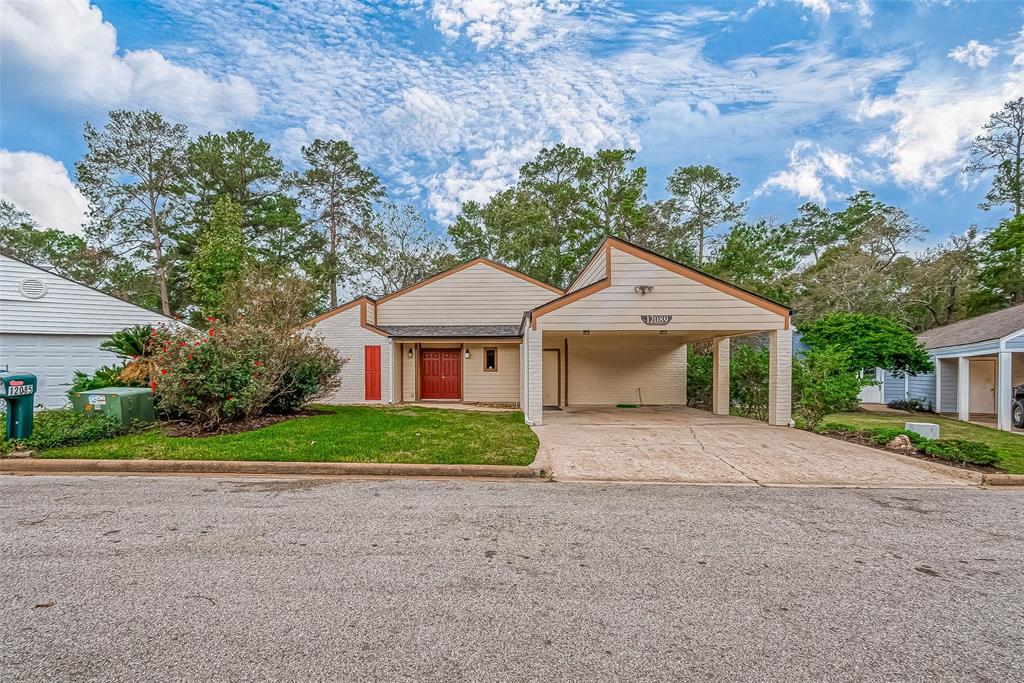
[865,426,928,446]
[921,439,999,466]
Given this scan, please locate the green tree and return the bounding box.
[708,219,798,303]
[964,97,1024,217]
[902,231,982,330]
[76,110,189,315]
[977,215,1024,307]
[786,202,843,263]
[189,195,246,317]
[798,313,933,377]
[665,164,745,265]
[291,139,385,307]
[346,203,453,297]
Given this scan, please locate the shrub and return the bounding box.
[887,397,929,412]
[150,317,344,431]
[865,426,928,446]
[1,409,134,452]
[921,439,999,466]
[797,313,933,377]
[815,421,859,434]
[687,346,712,410]
[793,346,865,430]
[67,363,140,399]
[730,342,770,420]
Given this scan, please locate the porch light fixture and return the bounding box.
[659,330,668,335]
[407,348,414,359]
[582,330,591,336]
[464,349,471,359]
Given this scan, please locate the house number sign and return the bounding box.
[640,315,672,326]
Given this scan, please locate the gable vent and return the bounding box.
[19,278,47,299]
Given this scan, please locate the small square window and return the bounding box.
[484,347,497,372]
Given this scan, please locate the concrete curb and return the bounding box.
[980,473,1024,487]
[0,458,540,480]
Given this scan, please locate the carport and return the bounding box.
[520,237,792,427]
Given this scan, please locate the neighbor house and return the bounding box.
[0,253,176,408]
[868,303,1024,432]
[306,236,793,426]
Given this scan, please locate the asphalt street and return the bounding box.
[1,475,1022,682]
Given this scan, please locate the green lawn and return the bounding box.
[828,411,1024,474]
[37,406,539,466]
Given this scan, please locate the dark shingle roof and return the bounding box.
[918,303,1024,350]
[379,324,521,338]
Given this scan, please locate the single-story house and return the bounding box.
[0,253,176,408]
[868,303,1024,432]
[307,236,794,426]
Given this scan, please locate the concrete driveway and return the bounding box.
[532,406,973,487]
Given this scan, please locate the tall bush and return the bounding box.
[730,342,770,420]
[150,319,343,430]
[793,346,865,429]
[687,346,712,409]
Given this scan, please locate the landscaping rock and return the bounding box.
[887,434,916,452]
[905,422,940,440]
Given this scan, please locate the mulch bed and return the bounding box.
[813,428,1002,474]
[163,409,323,438]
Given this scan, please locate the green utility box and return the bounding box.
[0,372,37,440]
[71,387,155,425]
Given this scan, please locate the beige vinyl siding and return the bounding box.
[400,343,416,401]
[566,335,686,405]
[462,343,520,403]
[539,247,785,331]
[310,306,391,404]
[567,249,607,292]
[376,263,556,326]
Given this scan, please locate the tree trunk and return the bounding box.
[329,215,338,308]
[150,197,171,316]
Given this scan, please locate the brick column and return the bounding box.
[768,328,792,426]
[712,336,730,415]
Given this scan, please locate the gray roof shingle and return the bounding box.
[918,303,1024,350]
[379,324,521,338]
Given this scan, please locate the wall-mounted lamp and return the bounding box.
[582,330,591,336]
[407,347,414,359]
[659,330,668,335]
[634,285,654,296]
[464,349,471,359]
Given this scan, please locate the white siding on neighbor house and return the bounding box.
[1,254,173,335]
[560,334,687,405]
[567,249,607,293]
[310,306,391,404]
[0,333,117,408]
[462,343,520,403]
[538,247,786,332]
[376,263,556,326]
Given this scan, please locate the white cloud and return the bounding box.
[948,40,997,68]
[760,140,881,202]
[430,0,582,50]
[0,0,258,130]
[858,53,1024,187]
[0,150,90,235]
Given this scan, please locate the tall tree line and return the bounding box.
[4,98,1024,330]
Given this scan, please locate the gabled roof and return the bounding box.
[527,235,792,329]
[918,303,1024,350]
[375,256,562,304]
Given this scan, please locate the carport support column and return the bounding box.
[997,351,1012,431]
[525,325,544,426]
[768,328,792,427]
[957,357,970,422]
[712,336,730,415]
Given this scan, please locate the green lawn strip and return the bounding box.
[828,411,1024,474]
[37,406,539,466]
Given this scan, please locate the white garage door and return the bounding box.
[0,333,117,408]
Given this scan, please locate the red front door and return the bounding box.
[420,349,461,399]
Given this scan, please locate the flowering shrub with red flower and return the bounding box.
[148,317,343,431]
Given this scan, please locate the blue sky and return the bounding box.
[2,0,1023,246]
